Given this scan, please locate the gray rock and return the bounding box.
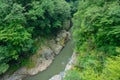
[49,75,62,80]
[49,40,63,55]
[42,48,53,60]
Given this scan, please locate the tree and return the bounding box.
[26,0,71,37]
[72,0,120,55]
[0,0,71,74]
[64,0,120,80]
[0,0,32,74]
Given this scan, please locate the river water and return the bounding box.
[24,39,74,80]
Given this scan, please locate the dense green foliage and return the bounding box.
[64,70,81,80]
[65,56,120,80]
[1,0,120,79]
[25,0,71,36]
[0,0,70,74]
[66,0,80,15]
[64,0,120,80]
[73,0,120,55]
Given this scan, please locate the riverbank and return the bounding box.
[0,30,71,80]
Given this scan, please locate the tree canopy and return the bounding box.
[0,0,71,74]
[64,0,120,80]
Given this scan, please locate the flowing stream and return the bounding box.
[24,38,74,80]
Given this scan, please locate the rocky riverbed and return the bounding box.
[0,30,71,80]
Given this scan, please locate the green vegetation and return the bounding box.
[65,56,120,80]
[0,0,120,79]
[66,0,80,15]
[0,0,70,74]
[64,70,81,80]
[64,0,120,80]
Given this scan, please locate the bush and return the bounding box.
[68,0,120,80]
[64,70,81,80]
[73,0,120,56]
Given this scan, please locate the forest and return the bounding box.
[0,0,71,74]
[64,0,120,80]
[0,0,120,80]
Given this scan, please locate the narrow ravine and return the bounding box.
[24,38,74,80]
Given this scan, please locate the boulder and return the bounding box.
[42,48,54,60]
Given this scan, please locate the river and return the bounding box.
[24,38,74,80]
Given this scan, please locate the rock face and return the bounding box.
[0,30,71,80]
[64,52,76,71]
[49,75,62,80]
[49,53,76,80]
[49,72,64,80]
[49,30,71,55]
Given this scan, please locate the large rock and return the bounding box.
[49,72,64,80]
[48,40,63,55]
[23,47,54,75]
[49,75,62,80]
[42,48,54,60]
[49,30,71,55]
[64,53,76,71]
